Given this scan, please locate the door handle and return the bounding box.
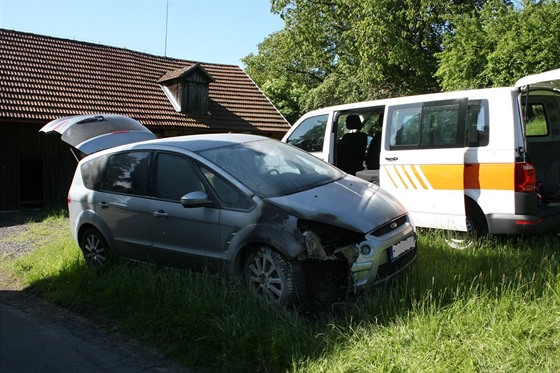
[152,210,168,219]
[385,157,398,161]
[98,201,109,209]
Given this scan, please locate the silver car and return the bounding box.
[41,115,417,307]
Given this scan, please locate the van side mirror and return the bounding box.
[180,191,212,208]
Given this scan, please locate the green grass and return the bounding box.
[6,214,560,372]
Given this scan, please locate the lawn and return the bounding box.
[6,212,560,372]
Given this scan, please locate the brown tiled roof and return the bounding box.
[0,29,290,136]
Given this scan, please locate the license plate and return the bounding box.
[389,236,415,262]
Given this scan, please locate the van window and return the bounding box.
[524,103,549,137]
[388,99,467,149]
[466,100,490,147]
[102,151,151,196]
[286,114,328,152]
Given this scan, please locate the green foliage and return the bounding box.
[245,1,489,121]
[246,1,559,122]
[437,0,560,90]
[7,215,560,372]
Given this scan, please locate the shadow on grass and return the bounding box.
[0,207,67,228]
[13,225,560,373]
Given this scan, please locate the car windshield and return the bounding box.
[198,139,344,197]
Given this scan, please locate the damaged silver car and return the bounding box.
[41,114,417,307]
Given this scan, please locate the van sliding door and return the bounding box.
[381,99,468,231]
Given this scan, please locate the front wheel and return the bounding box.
[79,228,113,266]
[244,246,304,307]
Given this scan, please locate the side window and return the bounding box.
[103,152,151,196]
[81,154,109,190]
[524,103,549,137]
[466,100,490,147]
[389,99,466,149]
[155,153,204,201]
[389,105,421,147]
[286,114,328,152]
[200,166,253,210]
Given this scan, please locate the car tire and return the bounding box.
[244,246,304,307]
[444,202,488,249]
[79,228,113,266]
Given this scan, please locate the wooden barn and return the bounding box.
[0,29,290,211]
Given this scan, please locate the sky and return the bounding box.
[0,0,285,67]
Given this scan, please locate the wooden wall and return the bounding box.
[0,122,76,210]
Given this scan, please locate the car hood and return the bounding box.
[39,114,156,155]
[266,176,408,234]
[515,69,560,90]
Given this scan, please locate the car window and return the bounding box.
[466,100,490,147]
[200,166,253,210]
[155,153,205,201]
[102,151,151,196]
[198,139,343,198]
[286,114,328,152]
[81,154,109,190]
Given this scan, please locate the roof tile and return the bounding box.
[0,29,290,136]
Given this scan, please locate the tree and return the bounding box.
[436,0,560,90]
[244,0,488,122]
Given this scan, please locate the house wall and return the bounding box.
[0,122,76,211]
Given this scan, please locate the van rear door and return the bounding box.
[381,99,468,231]
[515,69,560,90]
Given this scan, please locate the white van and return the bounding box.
[283,69,560,244]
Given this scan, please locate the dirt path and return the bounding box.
[0,211,190,372]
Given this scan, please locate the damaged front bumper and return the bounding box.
[351,225,417,290]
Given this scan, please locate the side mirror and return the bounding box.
[180,191,212,208]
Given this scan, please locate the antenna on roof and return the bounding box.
[164,0,169,56]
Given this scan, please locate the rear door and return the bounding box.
[95,150,154,261]
[40,114,156,155]
[381,99,468,231]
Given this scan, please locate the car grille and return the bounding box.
[371,215,408,237]
[374,246,417,283]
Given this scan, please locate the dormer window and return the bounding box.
[158,63,215,115]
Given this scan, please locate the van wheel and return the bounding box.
[244,246,304,307]
[444,203,488,250]
[79,228,113,266]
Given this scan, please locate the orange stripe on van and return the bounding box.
[384,164,514,191]
[464,164,515,190]
[419,165,464,190]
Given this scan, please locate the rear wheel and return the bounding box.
[244,246,304,307]
[79,228,113,266]
[444,202,488,249]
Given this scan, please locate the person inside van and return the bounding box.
[337,115,368,175]
[365,130,382,170]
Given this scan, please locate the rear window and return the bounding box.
[524,103,549,137]
[102,152,151,196]
[388,99,467,149]
[388,98,489,149]
[80,155,109,190]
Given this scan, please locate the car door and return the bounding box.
[380,99,468,231]
[39,114,156,155]
[283,113,333,162]
[96,150,154,261]
[150,152,221,270]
